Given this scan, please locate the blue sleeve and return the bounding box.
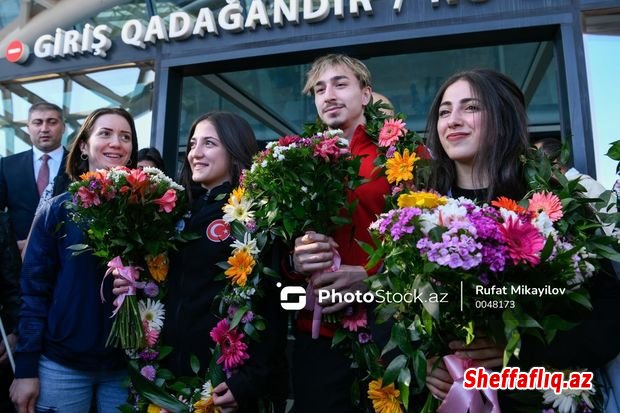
[0,157,7,211]
[14,198,63,378]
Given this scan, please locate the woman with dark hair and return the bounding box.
[425,68,529,202]
[115,111,287,412]
[10,107,138,412]
[137,147,165,170]
[423,70,620,410]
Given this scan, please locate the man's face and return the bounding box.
[312,64,371,134]
[27,109,65,152]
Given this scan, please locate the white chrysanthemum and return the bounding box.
[498,208,519,224]
[261,160,268,168]
[107,167,129,184]
[232,232,260,255]
[326,128,344,137]
[532,211,557,238]
[265,141,278,150]
[239,287,256,300]
[139,299,165,331]
[222,197,255,224]
[200,380,213,400]
[542,387,595,413]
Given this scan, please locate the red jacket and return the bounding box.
[297,125,390,336]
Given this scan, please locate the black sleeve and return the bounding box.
[0,212,21,334]
[226,243,289,409]
[519,271,620,370]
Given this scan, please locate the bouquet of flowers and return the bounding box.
[67,166,188,350]
[124,131,365,411]
[363,148,620,412]
[239,130,363,244]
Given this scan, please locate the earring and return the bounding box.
[80,153,88,161]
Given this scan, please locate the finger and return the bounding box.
[320,300,350,314]
[296,261,333,274]
[471,358,503,369]
[426,381,448,400]
[455,347,503,360]
[213,382,228,393]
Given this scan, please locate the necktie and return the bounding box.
[37,154,50,196]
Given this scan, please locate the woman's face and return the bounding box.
[187,119,231,190]
[80,114,133,171]
[437,79,484,167]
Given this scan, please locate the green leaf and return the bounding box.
[383,354,407,385]
[606,140,620,161]
[398,367,411,411]
[190,354,200,375]
[67,243,90,251]
[128,365,188,412]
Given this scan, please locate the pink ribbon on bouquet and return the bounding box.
[438,355,501,413]
[100,256,143,317]
[305,248,341,339]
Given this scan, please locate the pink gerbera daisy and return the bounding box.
[527,192,563,222]
[378,119,407,147]
[341,306,368,332]
[499,216,545,266]
[210,319,250,372]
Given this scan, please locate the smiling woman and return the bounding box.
[10,107,140,413]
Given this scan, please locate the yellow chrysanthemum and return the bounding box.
[368,379,403,413]
[228,186,246,204]
[385,149,418,184]
[147,404,163,413]
[146,252,169,282]
[397,191,447,209]
[194,397,216,413]
[224,250,255,286]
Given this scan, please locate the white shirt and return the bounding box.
[32,145,64,188]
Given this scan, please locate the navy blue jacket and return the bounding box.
[14,192,125,378]
[0,149,70,240]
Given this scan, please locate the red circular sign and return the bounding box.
[206,219,231,242]
[6,40,29,64]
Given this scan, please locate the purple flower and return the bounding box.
[139,350,159,362]
[358,332,372,344]
[242,311,255,324]
[143,282,159,298]
[140,365,156,381]
[386,145,396,159]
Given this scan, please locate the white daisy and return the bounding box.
[222,194,255,224]
[139,298,165,331]
[542,387,595,413]
[231,232,260,255]
[200,380,213,400]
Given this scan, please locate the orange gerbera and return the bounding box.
[368,379,403,413]
[79,170,107,181]
[224,250,255,286]
[491,196,526,213]
[385,149,418,184]
[527,191,563,222]
[194,398,216,413]
[146,252,169,282]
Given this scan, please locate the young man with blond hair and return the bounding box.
[290,54,390,412]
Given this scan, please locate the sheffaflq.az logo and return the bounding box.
[277,282,306,310]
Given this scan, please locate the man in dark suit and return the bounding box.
[0,102,70,253]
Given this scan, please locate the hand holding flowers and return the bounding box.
[67,166,188,350]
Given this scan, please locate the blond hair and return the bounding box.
[303,54,372,95]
